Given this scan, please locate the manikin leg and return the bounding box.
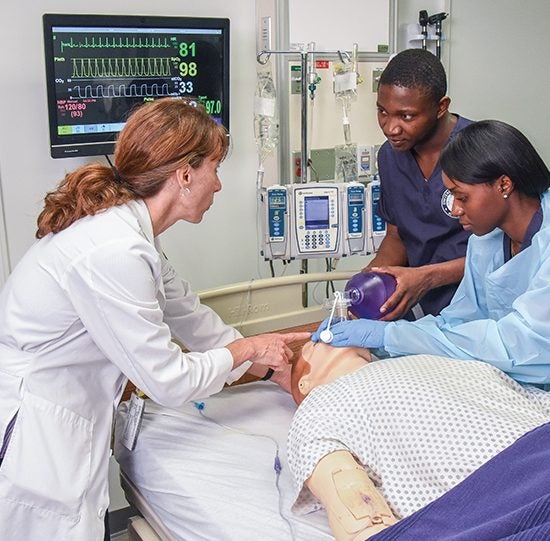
[306,450,397,541]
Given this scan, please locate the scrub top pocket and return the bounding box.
[0,391,93,521]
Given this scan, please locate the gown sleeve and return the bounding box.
[384,234,550,384]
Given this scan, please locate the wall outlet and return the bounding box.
[292,148,335,182]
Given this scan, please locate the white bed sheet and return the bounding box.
[114,381,333,541]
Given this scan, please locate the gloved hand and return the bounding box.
[311,317,332,343]
[312,318,388,349]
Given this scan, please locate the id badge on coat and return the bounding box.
[121,392,145,451]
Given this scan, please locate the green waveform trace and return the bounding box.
[60,36,172,52]
[72,57,173,79]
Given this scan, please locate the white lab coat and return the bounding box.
[385,190,550,385]
[0,200,248,540]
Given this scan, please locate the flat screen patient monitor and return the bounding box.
[43,13,230,158]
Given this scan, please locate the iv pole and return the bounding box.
[257,48,309,183]
[257,47,352,307]
[257,47,351,184]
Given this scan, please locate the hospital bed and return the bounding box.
[114,271,550,541]
[115,271,355,541]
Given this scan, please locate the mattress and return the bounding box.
[114,380,333,541]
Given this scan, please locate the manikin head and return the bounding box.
[291,341,372,405]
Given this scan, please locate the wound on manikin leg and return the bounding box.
[306,450,397,541]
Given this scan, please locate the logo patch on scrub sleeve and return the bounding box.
[441,189,458,218]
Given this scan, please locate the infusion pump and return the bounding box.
[260,181,386,260]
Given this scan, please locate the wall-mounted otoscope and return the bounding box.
[418,10,429,50]
[428,12,448,59]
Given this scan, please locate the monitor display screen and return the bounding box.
[43,14,230,158]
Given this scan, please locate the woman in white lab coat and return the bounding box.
[0,98,308,540]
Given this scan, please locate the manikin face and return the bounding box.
[442,173,511,236]
[376,84,447,152]
[291,341,372,405]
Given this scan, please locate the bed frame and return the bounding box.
[122,471,175,541]
[197,270,356,336]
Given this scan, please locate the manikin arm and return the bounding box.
[306,451,397,540]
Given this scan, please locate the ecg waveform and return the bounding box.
[71,83,172,99]
[60,36,172,52]
[72,57,173,79]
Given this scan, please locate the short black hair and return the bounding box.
[379,48,447,103]
[440,120,550,198]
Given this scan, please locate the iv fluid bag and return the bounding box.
[345,271,397,320]
[254,69,279,161]
[335,143,358,182]
[333,63,358,101]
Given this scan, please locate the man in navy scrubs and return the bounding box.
[368,48,472,320]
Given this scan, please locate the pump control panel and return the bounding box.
[368,179,385,252]
[260,181,386,260]
[294,185,339,255]
[265,186,289,258]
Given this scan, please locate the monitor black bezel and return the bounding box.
[43,13,230,158]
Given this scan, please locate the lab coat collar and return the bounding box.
[127,199,155,245]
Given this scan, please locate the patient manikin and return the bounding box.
[291,342,398,540]
[288,343,550,541]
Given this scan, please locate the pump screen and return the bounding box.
[269,194,286,208]
[305,196,329,230]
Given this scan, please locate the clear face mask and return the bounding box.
[319,291,350,344]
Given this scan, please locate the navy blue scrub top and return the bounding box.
[376,115,473,316]
[503,206,543,262]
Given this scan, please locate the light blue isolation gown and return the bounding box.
[384,190,550,385]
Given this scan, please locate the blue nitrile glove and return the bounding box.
[311,317,331,343]
[328,319,388,349]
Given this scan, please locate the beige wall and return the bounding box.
[447,0,550,163]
